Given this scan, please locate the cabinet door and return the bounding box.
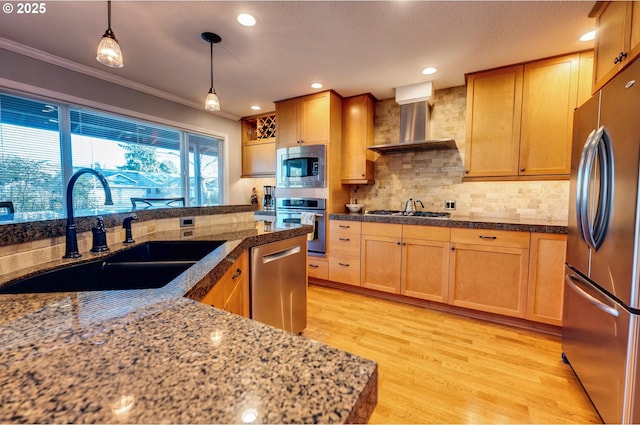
[577,51,595,107]
[223,251,249,317]
[200,280,225,309]
[449,243,529,318]
[402,238,450,303]
[342,94,375,184]
[465,65,523,177]
[361,234,401,293]
[242,142,276,177]
[520,54,579,176]
[301,93,330,145]
[226,272,249,318]
[594,1,631,91]
[275,99,300,147]
[527,233,566,326]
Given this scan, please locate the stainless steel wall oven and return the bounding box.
[276,197,326,255]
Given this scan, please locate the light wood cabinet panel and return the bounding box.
[465,51,592,180]
[308,257,329,280]
[241,112,276,177]
[276,92,333,147]
[449,243,529,318]
[361,234,401,293]
[594,1,633,91]
[450,227,530,249]
[465,65,523,178]
[361,222,402,238]
[402,237,450,303]
[527,233,566,326]
[520,54,579,176]
[342,94,376,184]
[328,219,361,286]
[577,51,595,107]
[201,250,249,318]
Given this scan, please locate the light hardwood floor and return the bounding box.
[302,284,602,424]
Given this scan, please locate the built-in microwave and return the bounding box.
[276,144,326,188]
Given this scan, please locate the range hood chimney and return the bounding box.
[368,81,456,154]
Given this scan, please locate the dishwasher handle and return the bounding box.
[262,245,302,264]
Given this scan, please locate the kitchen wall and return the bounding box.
[0,46,251,206]
[352,87,570,222]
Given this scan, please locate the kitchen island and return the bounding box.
[0,218,378,424]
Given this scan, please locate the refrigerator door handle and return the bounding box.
[576,129,598,249]
[566,273,619,318]
[590,126,614,250]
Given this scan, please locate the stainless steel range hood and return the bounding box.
[368,82,456,154]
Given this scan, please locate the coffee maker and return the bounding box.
[263,186,275,210]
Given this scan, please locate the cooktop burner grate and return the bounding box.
[366,210,451,218]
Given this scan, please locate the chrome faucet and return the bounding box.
[63,168,113,258]
[403,198,425,215]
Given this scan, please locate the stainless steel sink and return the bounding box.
[0,240,226,294]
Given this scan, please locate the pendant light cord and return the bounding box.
[210,41,214,91]
[107,0,112,31]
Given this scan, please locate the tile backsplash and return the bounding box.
[352,86,570,222]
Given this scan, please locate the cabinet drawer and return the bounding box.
[361,222,402,238]
[402,224,450,241]
[308,257,329,280]
[451,228,530,248]
[329,220,362,236]
[329,258,361,286]
[329,232,361,258]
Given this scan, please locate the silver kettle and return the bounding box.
[403,198,424,214]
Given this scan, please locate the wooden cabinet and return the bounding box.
[360,222,450,299]
[527,233,566,326]
[276,91,339,147]
[449,228,530,318]
[308,256,329,280]
[201,250,249,318]
[361,222,402,293]
[241,112,276,177]
[328,220,361,286]
[593,1,640,92]
[465,52,592,179]
[342,94,376,184]
[401,225,450,303]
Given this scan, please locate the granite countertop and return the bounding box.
[0,221,378,424]
[329,212,568,234]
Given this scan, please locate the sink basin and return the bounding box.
[0,240,226,294]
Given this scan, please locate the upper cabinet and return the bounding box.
[593,1,640,92]
[241,112,276,178]
[341,93,376,185]
[275,91,341,147]
[464,51,593,180]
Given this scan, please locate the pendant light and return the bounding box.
[96,0,124,68]
[201,32,222,111]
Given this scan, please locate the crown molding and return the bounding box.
[0,38,240,121]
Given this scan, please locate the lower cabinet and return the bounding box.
[328,220,362,286]
[361,223,402,293]
[449,228,530,318]
[201,250,249,318]
[527,233,567,325]
[308,256,329,280]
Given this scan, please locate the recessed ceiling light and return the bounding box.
[422,67,438,75]
[237,13,256,27]
[580,30,596,42]
[311,82,323,89]
[251,105,261,111]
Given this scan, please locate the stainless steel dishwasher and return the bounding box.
[250,234,308,334]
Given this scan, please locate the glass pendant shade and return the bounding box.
[96,31,124,68]
[205,89,220,111]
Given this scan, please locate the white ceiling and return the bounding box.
[0,1,596,120]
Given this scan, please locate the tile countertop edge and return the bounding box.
[329,213,568,234]
[0,222,378,424]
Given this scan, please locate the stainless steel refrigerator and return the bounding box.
[563,57,640,424]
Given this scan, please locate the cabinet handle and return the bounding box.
[309,264,319,268]
[339,237,350,241]
[402,242,407,246]
[451,246,456,251]
[464,170,469,174]
[520,168,525,172]
[338,262,350,267]
[339,225,351,229]
[231,268,242,279]
[479,235,497,240]
[396,241,401,246]
[614,52,629,65]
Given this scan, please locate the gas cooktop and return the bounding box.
[366,210,451,218]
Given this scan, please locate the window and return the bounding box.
[0,92,225,221]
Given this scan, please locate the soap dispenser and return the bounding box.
[90,216,110,253]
